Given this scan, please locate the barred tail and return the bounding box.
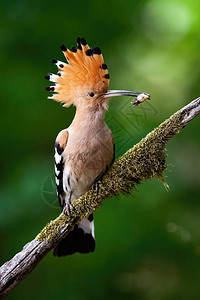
[53,215,95,257]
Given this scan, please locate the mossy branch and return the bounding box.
[0,97,199,299]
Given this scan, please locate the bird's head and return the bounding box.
[45,37,150,110]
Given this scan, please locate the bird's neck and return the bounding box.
[71,105,106,128]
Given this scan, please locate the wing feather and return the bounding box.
[54,129,69,208]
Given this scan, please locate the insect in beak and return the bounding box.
[104,90,151,106]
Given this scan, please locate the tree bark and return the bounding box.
[0,97,199,299]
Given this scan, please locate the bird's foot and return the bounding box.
[62,203,73,216]
[62,192,73,216]
[91,179,102,193]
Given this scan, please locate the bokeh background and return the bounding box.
[1,0,200,299]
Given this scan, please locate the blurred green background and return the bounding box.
[0,0,200,299]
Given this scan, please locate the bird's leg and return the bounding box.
[63,192,73,216]
[91,169,106,194]
[92,174,104,195]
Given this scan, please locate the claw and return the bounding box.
[91,179,102,193]
[62,192,73,216]
[63,203,73,216]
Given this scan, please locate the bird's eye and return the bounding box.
[89,92,95,97]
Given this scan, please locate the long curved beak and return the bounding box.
[104,90,151,105]
[104,90,140,98]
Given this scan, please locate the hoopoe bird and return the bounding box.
[45,37,150,257]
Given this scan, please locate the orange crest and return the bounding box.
[45,37,110,107]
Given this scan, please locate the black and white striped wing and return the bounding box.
[54,130,69,209]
